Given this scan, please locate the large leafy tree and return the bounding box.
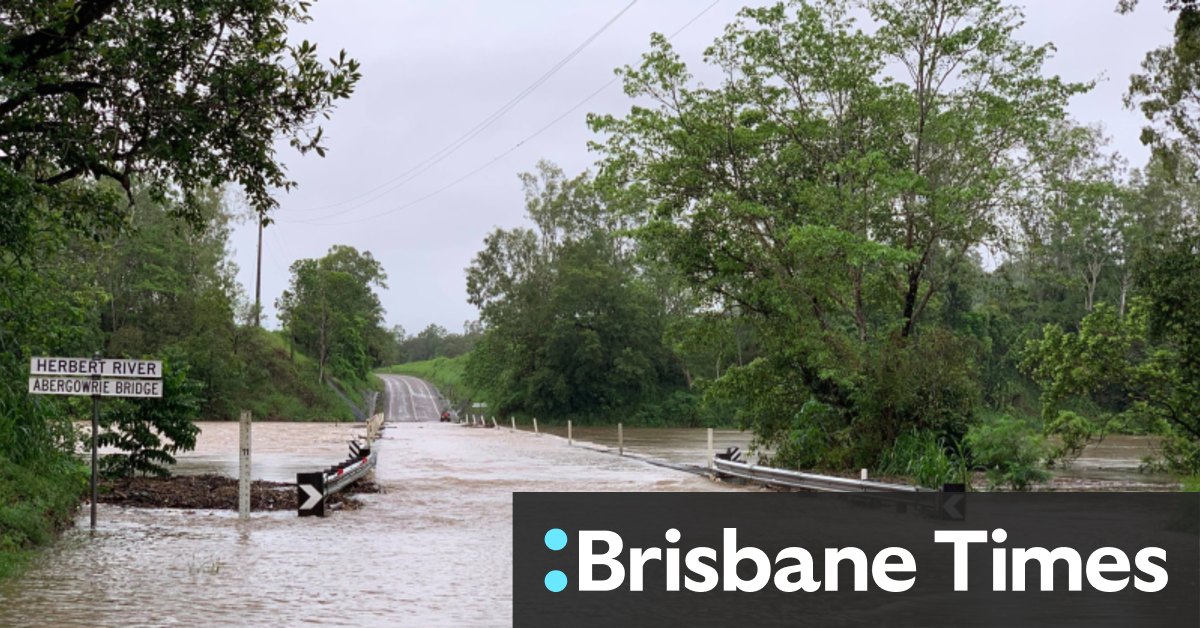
[277,245,388,383]
[589,0,1083,467]
[1125,0,1200,174]
[465,163,681,418]
[0,0,360,223]
[1,0,358,466]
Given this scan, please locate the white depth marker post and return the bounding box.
[533,418,539,435]
[618,423,624,456]
[568,420,573,446]
[239,410,251,520]
[707,428,714,472]
[511,416,516,431]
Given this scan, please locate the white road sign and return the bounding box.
[30,357,162,378]
[28,376,163,398]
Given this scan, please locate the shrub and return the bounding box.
[965,415,1049,491]
[878,429,968,489]
[1044,410,1105,468]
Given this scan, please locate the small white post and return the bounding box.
[239,410,251,521]
[706,427,714,471]
[618,422,624,456]
[533,418,539,434]
[492,417,497,428]
[568,420,573,446]
[511,416,516,431]
[860,468,868,481]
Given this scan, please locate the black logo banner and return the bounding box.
[514,492,1199,627]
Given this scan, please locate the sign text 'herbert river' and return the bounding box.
[30,357,161,378]
[28,356,163,398]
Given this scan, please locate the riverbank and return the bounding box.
[0,454,86,579]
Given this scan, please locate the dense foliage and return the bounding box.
[0,0,359,567]
[277,245,391,384]
[442,0,1200,486]
[464,162,688,421]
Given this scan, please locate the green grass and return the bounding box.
[0,453,87,579]
[218,328,381,421]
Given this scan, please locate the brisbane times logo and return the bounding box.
[513,493,1199,628]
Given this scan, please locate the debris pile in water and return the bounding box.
[98,474,382,511]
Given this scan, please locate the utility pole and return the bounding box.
[255,212,263,327]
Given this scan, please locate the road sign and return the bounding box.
[26,355,164,531]
[939,492,967,520]
[28,376,162,398]
[30,357,161,378]
[297,471,326,517]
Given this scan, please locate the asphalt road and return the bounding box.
[378,374,442,421]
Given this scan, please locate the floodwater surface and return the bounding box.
[0,421,735,627]
[1,407,1176,625]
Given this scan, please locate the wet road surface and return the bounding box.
[378,374,442,421]
[0,378,734,627]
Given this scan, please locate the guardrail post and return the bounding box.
[618,422,624,456]
[533,418,539,434]
[511,416,516,431]
[706,428,713,472]
[239,410,251,521]
[568,420,572,446]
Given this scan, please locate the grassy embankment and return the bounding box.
[227,328,383,421]
[0,454,86,578]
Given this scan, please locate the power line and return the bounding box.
[291,0,639,220]
[287,0,723,228]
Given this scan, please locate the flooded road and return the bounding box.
[0,404,736,626]
[0,378,1180,625]
[379,374,442,422]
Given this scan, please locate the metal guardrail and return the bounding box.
[324,445,379,495]
[297,413,383,517]
[712,457,924,493]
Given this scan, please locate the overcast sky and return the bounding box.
[229,0,1177,337]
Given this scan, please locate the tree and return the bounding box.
[1125,0,1200,176]
[1015,123,1131,316]
[1023,296,1200,473]
[0,0,360,222]
[276,245,387,383]
[589,0,1083,467]
[98,360,201,478]
[465,163,681,418]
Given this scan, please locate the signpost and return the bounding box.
[28,355,163,529]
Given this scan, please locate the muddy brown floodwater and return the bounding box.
[0,422,738,627]
[0,420,1176,626]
